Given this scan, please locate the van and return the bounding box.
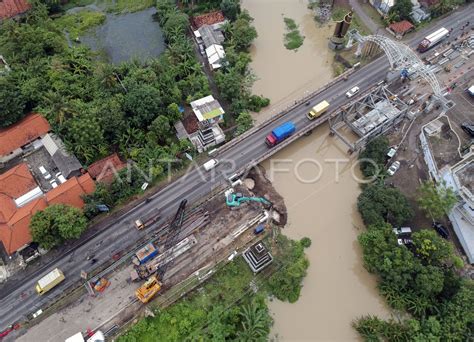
[203,159,219,171]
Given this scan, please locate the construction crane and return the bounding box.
[135,199,187,304]
[225,191,271,208]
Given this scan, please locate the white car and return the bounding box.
[39,166,51,180]
[345,86,360,98]
[387,161,400,176]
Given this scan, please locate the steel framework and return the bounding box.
[353,33,448,105]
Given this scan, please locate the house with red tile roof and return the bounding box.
[0,0,31,20]
[388,20,415,37]
[87,153,126,184]
[191,10,225,30]
[0,163,95,255]
[0,113,51,163]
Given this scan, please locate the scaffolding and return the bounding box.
[329,85,408,152]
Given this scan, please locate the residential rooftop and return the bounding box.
[0,113,50,157]
[0,0,30,20]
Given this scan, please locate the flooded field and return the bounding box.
[262,126,390,340]
[242,0,334,123]
[81,7,165,64]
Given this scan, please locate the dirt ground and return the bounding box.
[384,61,473,253]
[14,166,285,342]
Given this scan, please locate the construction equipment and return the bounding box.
[135,199,187,303]
[93,278,110,292]
[135,275,161,304]
[225,191,271,208]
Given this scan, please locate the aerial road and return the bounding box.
[0,4,472,331]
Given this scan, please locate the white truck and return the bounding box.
[417,27,449,52]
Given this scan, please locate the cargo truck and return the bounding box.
[417,28,449,52]
[265,121,296,147]
[36,268,65,295]
[132,243,158,265]
[134,209,161,230]
[307,100,330,120]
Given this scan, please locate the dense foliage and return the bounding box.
[30,204,88,249]
[119,258,272,341]
[418,180,458,220]
[119,233,311,341]
[358,136,389,178]
[266,236,311,303]
[355,224,472,340]
[389,0,414,22]
[353,143,472,341]
[357,183,414,226]
[0,2,202,167]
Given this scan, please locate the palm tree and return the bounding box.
[237,302,269,341]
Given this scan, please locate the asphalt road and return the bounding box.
[1,5,472,331]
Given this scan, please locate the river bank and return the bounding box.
[242,0,334,123]
[240,1,390,337]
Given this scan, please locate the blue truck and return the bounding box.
[265,121,296,147]
[132,243,158,265]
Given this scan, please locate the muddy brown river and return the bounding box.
[243,0,334,123]
[244,0,391,339]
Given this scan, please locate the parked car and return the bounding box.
[38,166,51,180]
[386,147,397,159]
[387,161,401,176]
[393,227,412,236]
[50,179,58,188]
[199,44,205,56]
[345,86,360,98]
[56,172,67,183]
[461,123,474,137]
[432,221,450,239]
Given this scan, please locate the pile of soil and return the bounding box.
[245,165,288,226]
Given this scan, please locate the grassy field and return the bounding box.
[283,17,305,50]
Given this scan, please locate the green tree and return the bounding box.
[148,115,171,144]
[123,85,162,128]
[235,111,254,135]
[412,229,458,267]
[389,0,414,21]
[237,300,271,341]
[220,0,240,21]
[30,204,88,249]
[359,136,389,178]
[266,235,310,303]
[418,180,457,220]
[357,183,413,226]
[0,76,26,127]
[227,11,258,51]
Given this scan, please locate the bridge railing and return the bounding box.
[216,68,357,155]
